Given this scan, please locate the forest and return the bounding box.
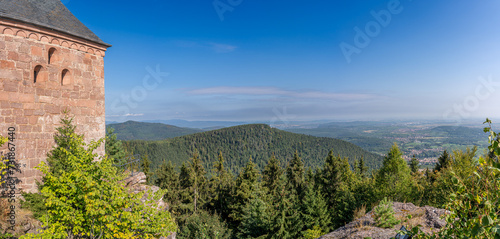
[120,124,384,178]
[106,120,497,238]
[11,118,500,238]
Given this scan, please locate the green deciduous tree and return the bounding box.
[21,118,177,239]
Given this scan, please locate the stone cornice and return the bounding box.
[0,18,109,57]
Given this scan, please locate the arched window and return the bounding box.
[34,65,43,83]
[61,69,71,86]
[48,48,57,64]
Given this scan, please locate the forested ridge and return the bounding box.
[107,120,203,141]
[121,124,383,176]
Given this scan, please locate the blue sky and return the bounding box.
[65,0,500,123]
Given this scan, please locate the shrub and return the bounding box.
[374,197,400,228]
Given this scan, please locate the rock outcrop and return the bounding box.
[319,202,449,239]
[123,172,175,239]
[124,172,168,210]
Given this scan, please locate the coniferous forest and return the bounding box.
[121,124,384,178]
[106,121,497,238]
[13,118,500,238]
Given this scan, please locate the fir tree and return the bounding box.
[301,184,331,234]
[46,112,80,174]
[237,190,271,239]
[434,150,450,172]
[230,157,260,228]
[141,154,151,184]
[375,143,413,202]
[208,152,234,221]
[188,152,206,213]
[262,154,283,195]
[105,127,126,165]
[410,154,419,174]
[286,151,305,197]
[269,175,302,239]
[356,155,368,178]
[374,197,400,228]
[155,160,180,206]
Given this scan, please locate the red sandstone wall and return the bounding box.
[0,20,108,193]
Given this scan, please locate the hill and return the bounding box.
[106,121,203,141]
[122,124,384,176]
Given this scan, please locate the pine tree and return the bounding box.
[237,190,271,239]
[155,160,180,206]
[105,127,126,165]
[375,143,413,202]
[269,175,302,239]
[434,150,450,172]
[317,151,357,229]
[356,155,368,178]
[286,151,305,197]
[141,154,151,184]
[374,197,400,228]
[46,112,81,174]
[410,155,419,174]
[230,157,260,228]
[188,152,206,213]
[262,154,283,195]
[301,184,331,234]
[208,152,234,221]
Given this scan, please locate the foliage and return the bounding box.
[301,184,331,234]
[0,136,8,187]
[105,127,127,165]
[434,150,450,172]
[373,197,399,228]
[21,117,177,239]
[408,119,500,238]
[237,191,271,239]
[177,210,231,239]
[20,192,47,221]
[141,154,151,184]
[123,124,383,176]
[302,225,323,239]
[410,155,419,174]
[375,143,414,202]
[46,113,79,174]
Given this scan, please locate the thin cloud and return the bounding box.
[209,43,237,53]
[186,86,378,101]
[106,113,144,117]
[173,40,237,53]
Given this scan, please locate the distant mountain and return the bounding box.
[122,124,384,175]
[143,119,246,129]
[107,121,202,141]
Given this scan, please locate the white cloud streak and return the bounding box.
[186,86,378,101]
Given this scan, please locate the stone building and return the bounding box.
[0,0,110,192]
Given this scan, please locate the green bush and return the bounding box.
[178,210,231,239]
[374,197,399,228]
